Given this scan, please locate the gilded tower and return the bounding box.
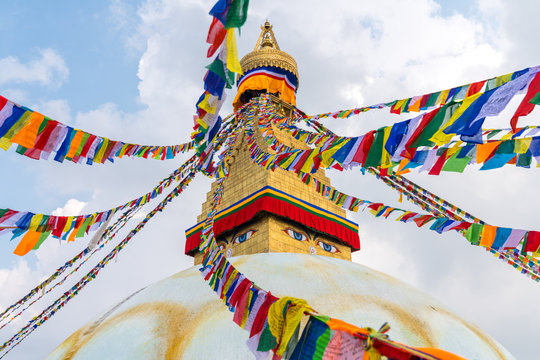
[185,22,360,264]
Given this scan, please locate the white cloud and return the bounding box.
[51,199,87,217]
[33,99,72,124]
[0,49,69,87]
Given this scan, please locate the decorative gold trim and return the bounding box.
[240,48,298,77]
[239,21,299,85]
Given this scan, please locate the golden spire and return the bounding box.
[239,21,299,81]
[255,20,280,50]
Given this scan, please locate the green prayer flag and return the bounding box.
[0,209,8,220]
[465,223,483,245]
[363,128,384,168]
[413,103,457,148]
[442,153,470,173]
[257,323,277,352]
[496,140,514,154]
[76,216,93,238]
[33,231,51,250]
[16,145,27,155]
[206,58,235,88]
[225,0,250,29]
[517,153,532,168]
[313,327,332,360]
[426,92,440,108]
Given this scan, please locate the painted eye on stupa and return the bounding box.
[217,243,226,251]
[316,240,339,253]
[284,228,308,242]
[233,229,256,244]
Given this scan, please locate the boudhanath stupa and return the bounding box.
[45,22,514,360]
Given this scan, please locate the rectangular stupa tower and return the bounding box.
[185,22,359,264]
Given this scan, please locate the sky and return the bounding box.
[0,0,539,358]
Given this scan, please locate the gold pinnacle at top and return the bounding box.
[239,21,299,82]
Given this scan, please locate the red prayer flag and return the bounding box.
[419,94,431,110]
[400,212,418,222]
[428,149,448,175]
[413,215,433,227]
[207,17,227,58]
[351,130,375,166]
[524,231,540,253]
[79,134,97,159]
[466,80,486,97]
[52,217,67,238]
[0,96,7,112]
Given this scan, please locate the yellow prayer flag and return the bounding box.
[93,138,109,164]
[62,217,73,235]
[515,138,531,154]
[118,144,129,158]
[495,73,512,87]
[280,153,297,169]
[300,149,319,174]
[226,29,243,75]
[221,269,238,303]
[380,126,392,168]
[268,297,314,356]
[446,141,463,158]
[199,93,218,115]
[320,146,341,167]
[29,214,44,232]
[393,99,406,112]
[437,89,450,105]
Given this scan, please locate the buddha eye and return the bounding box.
[217,243,226,251]
[317,240,339,253]
[284,228,307,242]
[233,230,256,244]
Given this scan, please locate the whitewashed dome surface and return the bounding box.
[46,253,514,360]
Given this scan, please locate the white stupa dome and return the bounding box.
[46,253,514,360]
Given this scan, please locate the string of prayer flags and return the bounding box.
[367,167,540,279]
[254,93,540,177]
[241,106,540,280]
[304,174,540,280]
[304,65,540,120]
[0,206,138,331]
[1,156,199,255]
[192,0,249,174]
[0,168,198,357]
[0,96,194,164]
[195,128,464,359]
[369,168,482,224]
